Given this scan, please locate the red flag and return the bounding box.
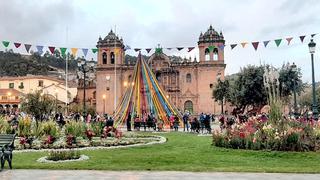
[286,37,293,45]
[299,35,306,43]
[14,43,21,48]
[187,47,195,52]
[252,42,259,51]
[48,46,55,54]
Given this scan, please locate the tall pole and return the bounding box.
[83,68,86,117]
[311,53,318,119]
[293,80,297,116]
[65,26,69,115]
[114,27,117,113]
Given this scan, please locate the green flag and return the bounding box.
[60,47,67,55]
[274,39,282,47]
[208,45,216,52]
[2,41,10,48]
[92,48,98,53]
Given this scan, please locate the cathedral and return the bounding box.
[95,25,226,115]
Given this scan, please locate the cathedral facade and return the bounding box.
[95,25,226,115]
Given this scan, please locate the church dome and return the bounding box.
[97,30,124,48]
[198,25,224,44]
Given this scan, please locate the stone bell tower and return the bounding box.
[197,25,226,114]
[96,30,125,115]
[198,25,225,63]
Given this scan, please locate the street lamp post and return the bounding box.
[308,39,318,119]
[291,63,298,117]
[77,59,95,118]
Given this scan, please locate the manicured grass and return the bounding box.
[11,132,320,173]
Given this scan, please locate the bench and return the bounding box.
[0,134,16,170]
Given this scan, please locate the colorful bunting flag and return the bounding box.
[167,48,172,50]
[134,48,141,52]
[124,45,131,51]
[60,47,67,56]
[299,35,306,43]
[187,47,195,52]
[36,45,44,55]
[274,39,282,47]
[82,48,88,57]
[92,48,98,53]
[48,46,55,54]
[252,42,259,51]
[263,40,270,47]
[24,44,32,53]
[230,44,237,50]
[208,45,215,52]
[115,48,121,55]
[177,47,184,51]
[241,42,248,48]
[14,43,21,48]
[218,45,225,50]
[311,34,317,38]
[145,48,152,53]
[71,48,78,57]
[286,37,293,45]
[2,41,9,48]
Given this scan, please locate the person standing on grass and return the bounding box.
[199,112,205,133]
[126,112,132,131]
[183,112,189,132]
[173,114,179,131]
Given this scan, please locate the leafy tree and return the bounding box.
[21,91,55,121]
[212,79,230,113]
[230,65,267,113]
[278,63,304,99]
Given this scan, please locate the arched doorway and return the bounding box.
[184,100,193,114]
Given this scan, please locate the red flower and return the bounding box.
[239,132,245,139]
[19,137,27,145]
[85,129,96,141]
[45,135,55,144]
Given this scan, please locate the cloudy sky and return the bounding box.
[0,0,320,82]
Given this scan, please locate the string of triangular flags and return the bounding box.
[228,33,317,51]
[1,33,318,58]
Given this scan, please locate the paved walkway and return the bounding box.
[1,170,319,180]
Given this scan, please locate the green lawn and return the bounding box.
[11,132,320,173]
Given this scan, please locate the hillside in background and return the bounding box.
[0,50,185,77]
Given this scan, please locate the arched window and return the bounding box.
[110,52,115,64]
[184,100,193,114]
[186,73,191,83]
[102,52,107,64]
[205,48,210,61]
[156,72,161,83]
[93,91,96,99]
[213,48,218,61]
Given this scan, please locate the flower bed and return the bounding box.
[213,117,320,152]
[0,116,165,151]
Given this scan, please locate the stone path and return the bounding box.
[1,170,319,180]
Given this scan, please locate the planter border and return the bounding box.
[14,136,166,153]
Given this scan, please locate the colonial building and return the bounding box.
[95,25,226,115]
[0,75,77,106]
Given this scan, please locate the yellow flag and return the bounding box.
[114,48,121,55]
[71,48,78,57]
